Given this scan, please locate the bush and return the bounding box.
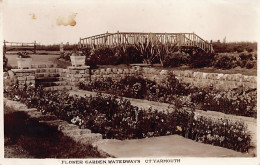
[189,50,215,68]
[59,52,72,61]
[4,84,252,152]
[213,54,238,69]
[199,87,257,118]
[212,42,257,53]
[80,46,143,67]
[239,52,253,61]
[124,46,143,64]
[162,52,190,67]
[245,61,255,69]
[3,54,10,72]
[212,52,257,69]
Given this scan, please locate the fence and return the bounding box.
[79,32,214,53]
[3,40,37,55]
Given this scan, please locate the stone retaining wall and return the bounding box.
[89,67,257,90]
[142,68,257,90]
[4,69,36,88]
[67,66,91,86]
[90,67,142,82]
[4,65,257,90]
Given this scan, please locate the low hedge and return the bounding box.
[213,52,257,69]
[79,73,257,118]
[4,83,252,152]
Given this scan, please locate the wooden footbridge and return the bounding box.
[79,31,214,53]
[3,40,37,55]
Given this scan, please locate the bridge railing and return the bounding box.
[3,40,37,54]
[79,32,214,53]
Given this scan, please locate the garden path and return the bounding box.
[93,135,250,157]
[69,90,257,156]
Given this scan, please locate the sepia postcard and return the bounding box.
[0,0,259,164]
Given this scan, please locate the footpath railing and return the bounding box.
[3,40,37,54]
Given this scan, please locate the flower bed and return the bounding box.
[4,83,252,152]
[79,73,257,118]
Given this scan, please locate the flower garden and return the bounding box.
[79,72,257,118]
[4,80,253,153]
[3,39,257,156]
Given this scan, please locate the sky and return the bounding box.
[2,0,260,45]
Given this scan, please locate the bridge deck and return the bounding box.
[79,32,214,53]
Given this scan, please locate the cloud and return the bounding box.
[56,13,77,26]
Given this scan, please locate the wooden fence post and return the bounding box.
[3,40,6,55]
[34,41,36,54]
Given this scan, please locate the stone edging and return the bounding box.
[3,98,112,158]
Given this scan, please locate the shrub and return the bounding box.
[201,88,257,118]
[59,52,72,61]
[162,51,190,67]
[212,42,257,53]
[3,54,11,72]
[17,52,31,58]
[124,46,143,64]
[189,50,215,68]
[213,52,257,69]
[245,61,255,69]
[239,52,253,61]
[81,45,143,67]
[213,54,238,69]
[134,39,158,64]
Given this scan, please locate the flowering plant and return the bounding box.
[4,82,252,152]
[17,52,31,58]
[79,73,256,118]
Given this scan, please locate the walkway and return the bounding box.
[93,135,249,157]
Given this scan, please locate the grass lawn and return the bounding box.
[98,64,257,76]
[5,54,60,67]
[4,106,103,158]
[6,50,60,55]
[152,64,257,76]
